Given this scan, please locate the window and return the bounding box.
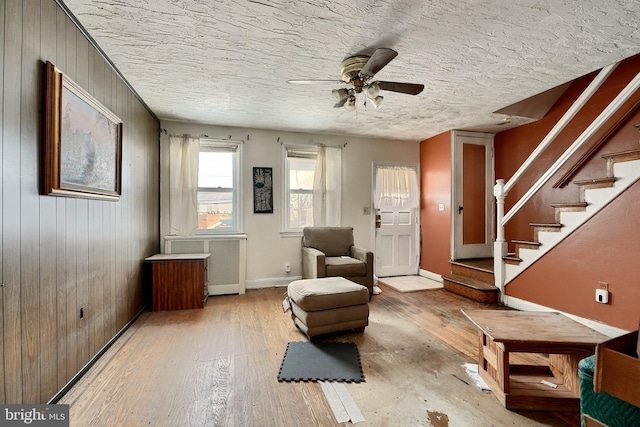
[283,145,342,232]
[374,165,419,209]
[197,140,242,233]
[285,147,317,231]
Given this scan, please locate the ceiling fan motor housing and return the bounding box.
[340,55,370,92]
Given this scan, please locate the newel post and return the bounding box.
[494,179,507,295]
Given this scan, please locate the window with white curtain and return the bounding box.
[374,165,419,209]
[197,140,242,233]
[283,144,342,232]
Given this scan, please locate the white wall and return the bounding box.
[160,120,420,287]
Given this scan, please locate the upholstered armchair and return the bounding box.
[301,227,374,297]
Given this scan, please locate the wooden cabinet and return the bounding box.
[145,253,210,311]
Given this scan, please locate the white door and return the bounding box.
[375,207,419,277]
[452,131,494,260]
[373,164,420,277]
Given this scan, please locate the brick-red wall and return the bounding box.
[495,53,640,331]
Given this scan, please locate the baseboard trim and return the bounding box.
[247,272,445,289]
[502,295,630,337]
[419,269,443,283]
[49,305,148,403]
[246,276,301,289]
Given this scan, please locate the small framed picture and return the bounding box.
[253,167,273,213]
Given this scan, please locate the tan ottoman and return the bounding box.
[287,277,369,340]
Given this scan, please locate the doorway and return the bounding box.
[451,131,494,260]
[373,163,420,277]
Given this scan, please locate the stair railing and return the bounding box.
[494,63,640,292]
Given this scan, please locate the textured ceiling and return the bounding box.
[61,0,640,142]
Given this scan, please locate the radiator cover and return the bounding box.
[164,236,246,295]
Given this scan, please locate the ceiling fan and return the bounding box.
[287,48,424,111]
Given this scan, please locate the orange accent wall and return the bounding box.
[495,53,640,331]
[506,181,640,331]
[419,131,452,276]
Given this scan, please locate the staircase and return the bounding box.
[442,149,640,304]
[442,258,499,304]
[504,149,640,284]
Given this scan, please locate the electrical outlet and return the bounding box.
[285,263,291,273]
[598,281,609,291]
[363,206,371,215]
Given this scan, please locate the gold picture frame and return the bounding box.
[42,61,122,200]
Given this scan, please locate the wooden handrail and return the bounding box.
[553,98,640,188]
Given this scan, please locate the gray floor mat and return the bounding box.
[277,341,364,383]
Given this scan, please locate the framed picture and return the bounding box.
[42,61,123,200]
[253,167,273,213]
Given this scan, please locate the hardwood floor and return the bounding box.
[60,284,579,426]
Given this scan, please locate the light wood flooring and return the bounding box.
[60,283,580,426]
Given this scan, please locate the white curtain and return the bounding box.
[169,135,200,236]
[313,146,342,226]
[374,166,419,209]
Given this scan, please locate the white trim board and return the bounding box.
[245,276,300,289]
[319,381,365,424]
[419,269,443,283]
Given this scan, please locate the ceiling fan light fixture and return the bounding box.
[332,88,349,102]
[344,95,357,111]
[370,95,384,109]
[366,83,380,99]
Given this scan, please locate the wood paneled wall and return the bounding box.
[1,0,160,404]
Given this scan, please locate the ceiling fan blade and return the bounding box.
[360,48,398,78]
[376,81,425,95]
[287,79,344,84]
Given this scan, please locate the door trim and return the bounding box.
[450,130,495,260]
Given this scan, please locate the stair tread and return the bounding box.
[443,274,497,291]
[573,177,616,185]
[503,255,522,261]
[512,240,542,246]
[601,148,640,161]
[550,202,588,208]
[449,258,494,273]
[529,222,563,227]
